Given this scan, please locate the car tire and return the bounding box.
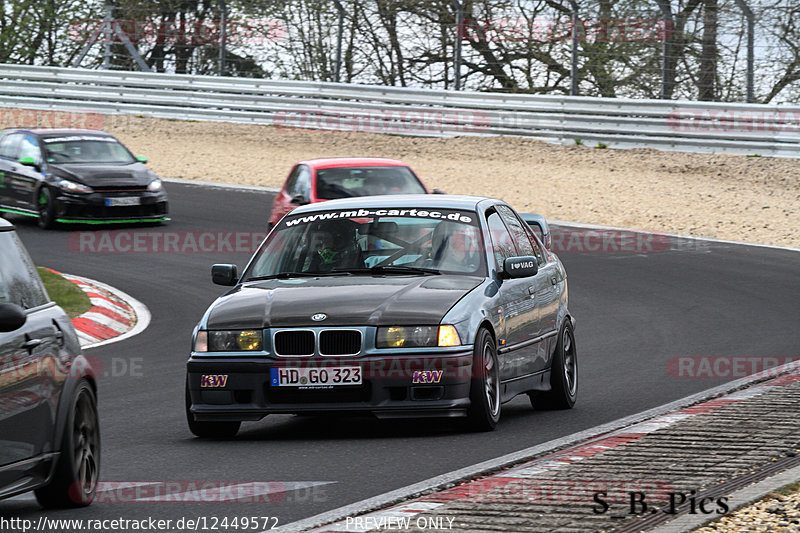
[37,187,57,229]
[530,320,577,410]
[34,381,100,508]
[185,380,241,439]
[467,328,501,431]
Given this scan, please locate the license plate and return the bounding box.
[105,197,141,207]
[270,366,362,388]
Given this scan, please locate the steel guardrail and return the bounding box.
[0,64,798,157]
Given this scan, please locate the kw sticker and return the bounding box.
[412,370,443,384]
[201,375,229,388]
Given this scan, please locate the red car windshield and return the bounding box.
[315,166,426,199]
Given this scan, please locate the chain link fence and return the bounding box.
[1,0,798,104]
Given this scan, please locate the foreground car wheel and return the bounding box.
[35,381,100,508]
[531,321,577,410]
[37,187,57,229]
[185,381,241,439]
[467,328,501,431]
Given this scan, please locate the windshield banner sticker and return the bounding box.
[283,208,474,226]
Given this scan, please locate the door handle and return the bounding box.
[551,277,557,285]
[23,338,44,349]
[528,286,536,295]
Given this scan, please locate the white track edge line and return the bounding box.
[164,176,280,193]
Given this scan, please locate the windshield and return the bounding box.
[41,135,136,164]
[315,166,426,199]
[245,208,486,279]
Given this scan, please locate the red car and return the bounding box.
[268,158,434,227]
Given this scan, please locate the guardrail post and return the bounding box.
[733,0,755,103]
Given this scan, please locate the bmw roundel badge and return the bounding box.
[311,313,327,321]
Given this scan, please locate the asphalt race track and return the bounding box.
[3,181,799,530]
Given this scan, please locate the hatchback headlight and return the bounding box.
[194,330,263,352]
[147,178,162,191]
[376,325,461,348]
[56,178,92,193]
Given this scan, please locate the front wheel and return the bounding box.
[531,320,577,410]
[37,187,57,229]
[185,380,240,439]
[35,381,100,508]
[467,328,501,431]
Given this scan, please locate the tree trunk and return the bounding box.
[698,0,718,101]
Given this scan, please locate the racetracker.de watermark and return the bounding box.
[272,109,490,136]
[0,354,142,383]
[0,108,104,129]
[667,109,800,133]
[458,17,673,43]
[667,356,800,378]
[68,18,286,44]
[68,231,268,254]
[549,228,706,253]
[88,481,324,504]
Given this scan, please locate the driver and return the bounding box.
[303,222,361,272]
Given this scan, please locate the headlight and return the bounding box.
[376,325,461,348]
[147,178,162,191]
[194,330,263,352]
[56,178,92,193]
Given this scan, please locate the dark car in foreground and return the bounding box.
[268,157,435,228]
[0,219,99,507]
[187,195,575,436]
[0,128,168,228]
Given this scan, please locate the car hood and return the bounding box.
[49,163,153,187]
[206,275,483,329]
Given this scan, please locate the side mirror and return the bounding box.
[521,213,551,249]
[0,302,27,332]
[503,256,539,279]
[18,156,40,171]
[212,264,238,286]
[432,189,446,194]
[136,155,149,163]
[290,194,309,206]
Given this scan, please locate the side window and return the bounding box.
[497,204,545,265]
[295,165,311,197]
[0,133,23,160]
[18,134,42,164]
[0,232,49,309]
[486,211,517,270]
[284,166,301,196]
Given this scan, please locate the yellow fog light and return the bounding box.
[438,325,461,347]
[237,330,262,351]
[384,326,407,347]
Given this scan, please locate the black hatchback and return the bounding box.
[0,219,100,506]
[0,128,168,228]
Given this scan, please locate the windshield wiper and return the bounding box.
[334,265,440,276]
[245,271,352,281]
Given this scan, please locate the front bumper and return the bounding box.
[55,190,168,223]
[187,350,474,421]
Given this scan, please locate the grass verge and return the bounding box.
[37,267,92,318]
